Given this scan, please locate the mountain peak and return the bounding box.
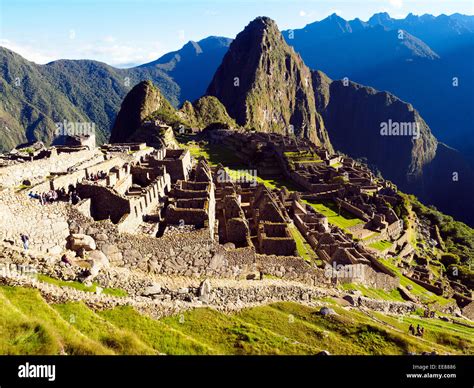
[368,12,393,25]
[110,80,167,143]
[206,16,332,148]
[247,16,277,28]
[326,12,346,21]
[242,16,280,38]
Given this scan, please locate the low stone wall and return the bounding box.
[68,207,257,280]
[336,198,371,222]
[259,237,296,256]
[256,254,330,286]
[353,296,416,315]
[0,191,70,253]
[330,264,399,290]
[406,275,444,296]
[0,149,99,188]
[50,169,87,191]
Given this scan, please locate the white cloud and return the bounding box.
[389,0,404,9]
[0,39,57,64]
[299,10,307,17]
[0,38,165,67]
[76,41,165,67]
[102,36,116,43]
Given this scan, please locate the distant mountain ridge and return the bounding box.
[139,36,232,103]
[282,12,474,165]
[0,36,231,151]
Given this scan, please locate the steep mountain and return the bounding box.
[0,47,178,150]
[139,36,232,104]
[109,80,172,143]
[110,81,235,144]
[178,96,236,129]
[0,47,90,149]
[312,71,474,225]
[282,13,474,165]
[206,17,331,149]
[0,37,231,151]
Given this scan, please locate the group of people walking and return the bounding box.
[88,170,107,182]
[28,187,81,205]
[409,324,425,337]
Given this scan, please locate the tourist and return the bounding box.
[71,192,81,205]
[408,324,414,335]
[416,324,422,337]
[20,234,29,251]
[61,254,72,266]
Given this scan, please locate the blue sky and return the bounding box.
[1,0,473,67]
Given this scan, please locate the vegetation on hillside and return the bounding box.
[1,286,472,355]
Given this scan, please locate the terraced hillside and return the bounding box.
[1,286,472,355]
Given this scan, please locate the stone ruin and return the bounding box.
[0,134,408,296]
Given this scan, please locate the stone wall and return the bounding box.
[335,198,371,222]
[329,263,400,290]
[77,183,131,224]
[0,191,69,253]
[68,207,257,280]
[406,275,444,296]
[0,149,100,188]
[256,254,330,286]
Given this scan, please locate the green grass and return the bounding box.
[52,303,155,355]
[340,283,405,302]
[369,240,393,252]
[0,286,113,355]
[379,258,456,307]
[303,200,364,230]
[371,311,474,354]
[184,140,301,191]
[99,306,214,355]
[37,274,127,297]
[160,307,316,355]
[1,286,472,355]
[288,224,317,262]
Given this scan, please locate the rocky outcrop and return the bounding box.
[206,17,332,150]
[178,96,236,129]
[67,234,96,252]
[110,80,171,143]
[84,249,110,282]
